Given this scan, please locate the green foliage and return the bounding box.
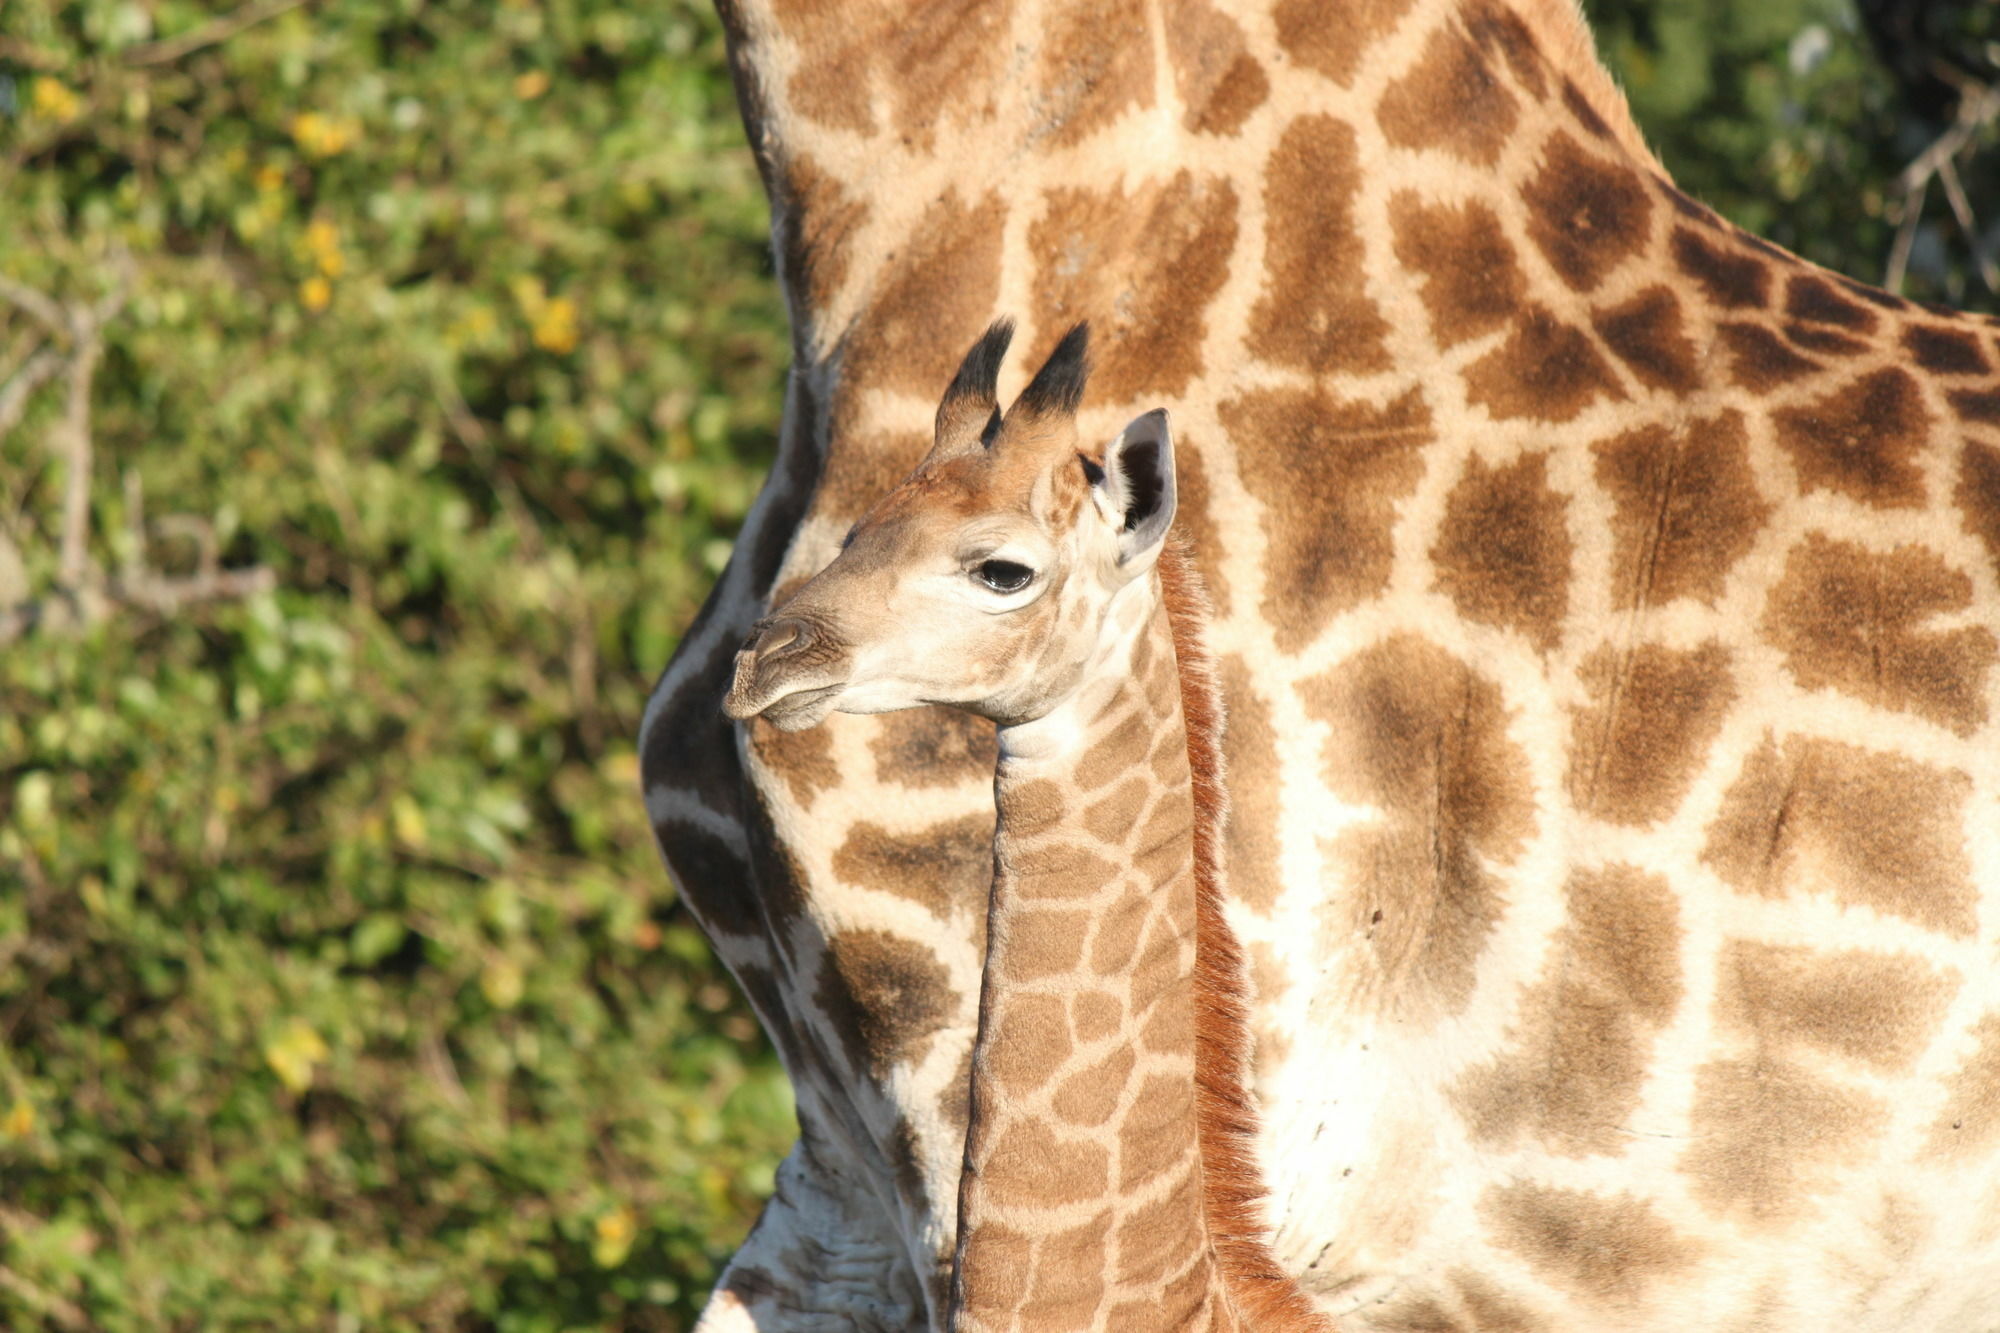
[1589,0,2000,309]
[1,1,791,1328]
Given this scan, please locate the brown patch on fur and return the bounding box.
[1523,131,1653,292]
[1481,1182,1701,1304]
[1715,940,1957,1074]
[1223,385,1433,653]
[1164,0,1269,135]
[1763,534,1996,735]
[1456,865,1681,1156]
[1021,1211,1114,1328]
[1249,114,1392,374]
[832,814,993,919]
[1905,323,1993,375]
[1030,171,1238,404]
[1670,228,1771,309]
[1378,24,1519,165]
[1306,635,1535,1018]
[1592,285,1700,393]
[1956,441,2000,575]
[1431,451,1573,653]
[1172,440,1232,618]
[1037,0,1152,146]
[1785,274,1878,332]
[1927,1013,2000,1159]
[1951,385,2000,424]
[980,1118,1111,1210]
[1702,734,1977,937]
[1680,1056,1887,1226]
[815,928,957,1080]
[774,152,868,315]
[987,991,1073,1098]
[1465,305,1625,422]
[1772,367,1933,508]
[1593,409,1771,609]
[1273,0,1415,87]
[1568,641,1735,825]
[748,714,839,806]
[837,188,1007,403]
[1390,194,1527,349]
[1717,321,1823,390]
[1054,1046,1135,1128]
[867,706,997,789]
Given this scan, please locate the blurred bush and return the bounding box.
[0,1,1994,1330]
[1,2,791,1329]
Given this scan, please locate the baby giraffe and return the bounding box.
[725,322,1327,1332]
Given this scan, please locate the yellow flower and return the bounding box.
[255,164,286,193]
[264,1020,330,1094]
[291,111,358,158]
[31,77,81,125]
[3,1099,34,1139]
[513,70,550,100]
[303,218,344,277]
[592,1206,637,1269]
[300,276,332,312]
[531,297,578,354]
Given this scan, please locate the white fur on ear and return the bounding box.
[1099,408,1176,571]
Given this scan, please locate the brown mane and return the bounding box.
[1158,536,1334,1331]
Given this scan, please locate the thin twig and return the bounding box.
[1936,157,2000,293]
[0,347,63,442]
[0,564,277,645]
[122,0,314,67]
[1885,79,2000,294]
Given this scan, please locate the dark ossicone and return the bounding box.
[935,318,1017,446]
[1012,321,1092,420]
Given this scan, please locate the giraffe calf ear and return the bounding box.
[1100,408,1176,571]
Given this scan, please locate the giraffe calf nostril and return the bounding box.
[752,617,811,662]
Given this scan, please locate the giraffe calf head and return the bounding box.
[723,319,1177,731]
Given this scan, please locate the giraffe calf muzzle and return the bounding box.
[721,616,850,729]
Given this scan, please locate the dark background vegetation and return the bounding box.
[0,1,1994,1328]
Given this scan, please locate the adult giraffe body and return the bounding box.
[639,1,2000,1328]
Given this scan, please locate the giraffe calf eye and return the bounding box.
[975,559,1034,593]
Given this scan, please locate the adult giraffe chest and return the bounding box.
[640,1,2000,1328]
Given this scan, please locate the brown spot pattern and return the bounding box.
[1523,131,1653,293]
[1680,1056,1887,1226]
[1378,24,1518,166]
[1771,367,1933,508]
[1306,635,1535,1017]
[775,152,868,314]
[833,815,993,920]
[1456,865,1682,1157]
[867,706,997,789]
[1763,534,1996,735]
[815,928,956,1080]
[981,1119,1110,1210]
[1592,285,1700,394]
[1568,641,1735,825]
[749,714,839,806]
[1785,274,1878,332]
[1593,409,1771,609]
[1716,940,1957,1074]
[1431,451,1573,653]
[1482,1183,1700,1304]
[1274,0,1415,87]
[1030,171,1238,404]
[1036,0,1152,147]
[1390,194,1526,349]
[1163,0,1268,135]
[1670,227,1770,309]
[1466,305,1624,423]
[1957,441,2000,574]
[1702,734,1977,937]
[1717,321,1823,391]
[1223,385,1432,653]
[1249,114,1391,374]
[837,188,1007,404]
[1905,323,1993,375]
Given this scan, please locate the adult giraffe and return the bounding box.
[639,0,2000,1329]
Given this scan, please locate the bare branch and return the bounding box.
[0,275,69,338]
[122,0,316,67]
[0,346,63,442]
[0,564,276,646]
[1885,78,2000,295]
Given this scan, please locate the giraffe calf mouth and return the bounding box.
[721,624,852,729]
[727,677,846,731]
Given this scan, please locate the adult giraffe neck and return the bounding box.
[953,540,1326,1331]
